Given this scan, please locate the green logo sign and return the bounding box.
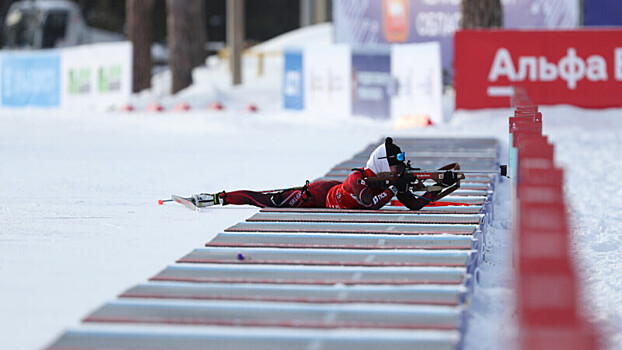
[98,65,122,93]
[68,68,91,95]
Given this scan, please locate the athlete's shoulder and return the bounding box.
[363,168,377,177]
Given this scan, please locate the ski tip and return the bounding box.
[171,194,200,212]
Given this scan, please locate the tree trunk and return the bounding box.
[189,0,207,68]
[461,0,502,29]
[127,0,154,93]
[167,0,206,94]
[227,0,244,85]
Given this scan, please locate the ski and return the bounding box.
[171,195,201,212]
[166,193,223,211]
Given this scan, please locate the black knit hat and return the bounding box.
[384,137,403,166]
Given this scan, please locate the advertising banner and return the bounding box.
[283,49,304,110]
[333,0,579,83]
[583,0,622,26]
[1,52,61,107]
[284,43,442,122]
[61,42,132,109]
[503,0,578,28]
[455,29,622,109]
[391,41,442,123]
[334,0,458,83]
[304,45,351,116]
[0,42,131,109]
[351,47,392,119]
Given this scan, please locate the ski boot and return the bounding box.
[192,191,225,207]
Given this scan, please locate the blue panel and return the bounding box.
[584,0,622,26]
[283,49,304,110]
[351,48,392,119]
[2,52,61,107]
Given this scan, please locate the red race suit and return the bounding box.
[326,168,395,209]
[326,168,439,210]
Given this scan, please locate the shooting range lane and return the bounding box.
[246,212,483,224]
[82,299,462,330]
[206,231,477,250]
[177,247,474,267]
[120,281,466,306]
[48,325,460,350]
[149,263,468,285]
[260,206,485,214]
[225,221,478,234]
[47,137,500,350]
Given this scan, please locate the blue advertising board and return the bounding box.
[584,0,622,26]
[283,49,304,110]
[351,48,392,119]
[1,52,61,107]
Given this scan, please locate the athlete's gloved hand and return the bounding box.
[388,185,398,195]
[393,176,409,193]
[441,171,457,186]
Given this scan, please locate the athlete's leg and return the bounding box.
[220,189,302,208]
[301,180,342,208]
[217,190,273,207]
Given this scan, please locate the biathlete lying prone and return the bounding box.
[170,137,458,211]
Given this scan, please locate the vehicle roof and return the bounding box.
[9,0,81,13]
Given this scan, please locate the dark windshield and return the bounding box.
[42,10,68,48]
[5,8,38,48]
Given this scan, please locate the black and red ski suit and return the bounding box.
[326,168,439,210]
[218,180,341,208]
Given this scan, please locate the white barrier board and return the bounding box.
[303,45,352,116]
[392,42,443,124]
[61,42,132,110]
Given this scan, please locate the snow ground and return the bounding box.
[544,108,622,349]
[0,106,394,350]
[1,23,621,350]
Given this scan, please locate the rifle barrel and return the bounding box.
[410,165,507,177]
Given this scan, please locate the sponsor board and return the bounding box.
[0,42,131,109]
[584,0,622,26]
[61,42,132,109]
[333,0,579,83]
[392,42,443,123]
[284,43,442,123]
[455,29,622,109]
[305,45,351,116]
[1,52,61,107]
[351,47,392,119]
[283,49,304,110]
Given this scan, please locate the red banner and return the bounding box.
[455,29,622,109]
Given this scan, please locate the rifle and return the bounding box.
[365,162,507,202]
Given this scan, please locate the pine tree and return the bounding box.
[127,0,154,93]
[189,0,208,69]
[167,0,206,94]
